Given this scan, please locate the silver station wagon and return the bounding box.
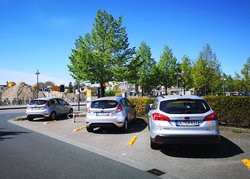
[26,98,73,121]
[147,95,220,149]
[86,96,136,132]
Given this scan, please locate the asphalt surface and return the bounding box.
[1,108,250,179]
[0,110,157,179]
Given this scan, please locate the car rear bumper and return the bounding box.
[152,134,220,144]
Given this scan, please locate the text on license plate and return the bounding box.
[176,121,199,126]
[96,112,109,116]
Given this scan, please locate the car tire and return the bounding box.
[122,119,128,133]
[28,117,33,121]
[67,108,73,116]
[150,137,161,150]
[49,112,56,120]
[86,127,93,132]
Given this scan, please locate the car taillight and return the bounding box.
[152,112,170,121]
[204,112,218,121]
[116,104,123,112]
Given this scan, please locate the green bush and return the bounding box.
[204,96,250,128]
[129,96,250,128]
[105,90,116,96]
[129,97,155,117]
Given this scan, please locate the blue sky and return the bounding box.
[0,0,249,86]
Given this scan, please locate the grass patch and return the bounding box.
[219,126,250,134]
[14,116,27,121]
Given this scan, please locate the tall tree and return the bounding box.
[241,57,250,92]
[135,42,156,96]
[157,45,178,94]
[68,10,135,97]
[192,44,221,95]
[179,56,193,94]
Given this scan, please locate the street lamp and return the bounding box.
[35,69,40,98]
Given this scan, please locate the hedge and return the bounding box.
[204,96,250,128]
[129,97,155,117]
[129,96,250,128]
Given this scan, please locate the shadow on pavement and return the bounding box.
[161,135,244,158]
[92,118,147,134]
[0,130,30,141]
[29,116,70,122]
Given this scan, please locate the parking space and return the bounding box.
[10,116,250,179]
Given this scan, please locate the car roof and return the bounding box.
[92,96,122,101]
[157,95,204,101]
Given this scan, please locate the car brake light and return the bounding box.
[204,112,218,121]
[116,104,123,112]
[152,112,170,121]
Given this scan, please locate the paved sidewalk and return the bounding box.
[9,116,250,179]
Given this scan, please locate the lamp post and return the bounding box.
[35,69,40,98]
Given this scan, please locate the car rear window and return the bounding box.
[91,100,118,109]
[159,99,210,114]
[29,100,47,105]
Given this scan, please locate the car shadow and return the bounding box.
[30,116,70,122]
[161,135,244,158]
[0,130,30,141]
[92,118,148,134]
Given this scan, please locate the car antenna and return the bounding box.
[160,95,165,98]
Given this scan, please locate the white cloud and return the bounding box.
[0,69,74,86]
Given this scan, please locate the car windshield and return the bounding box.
[91,100,118,109]
[29,100,47,105]
[160,99,210,114]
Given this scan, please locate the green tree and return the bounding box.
[68,10,135,97]
[241,57,250,92]
[157,45,178,94]
[179,56,193,94]
[192,44,221,95]
[135,42,156,96]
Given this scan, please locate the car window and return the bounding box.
[58,99,65,105]
[91,100,118,109]
[50,99,58,105]
[29,100,47,105]
[159,99,210,114]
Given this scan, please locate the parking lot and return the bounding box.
[10,115,250,179]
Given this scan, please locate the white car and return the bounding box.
[26,98,73,121]
[86,96,136,132]
[147,95,220,149]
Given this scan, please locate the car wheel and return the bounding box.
[50,112,56,120]
[28,117,33,121]
[86,127,93,132]
[67,109,73,116]
[150,137,161,150]
[122,119,128,133]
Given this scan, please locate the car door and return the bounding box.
[122,98,136,122]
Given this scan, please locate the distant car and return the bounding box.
[26,98,73,121]
[86,96,136,132]
[147,95,220,149]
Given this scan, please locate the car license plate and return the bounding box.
[32,107,41,110]
[176,121,199,126]
[96,112,109,116]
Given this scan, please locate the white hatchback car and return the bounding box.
[86,96,136,132]
[147,95,220,149]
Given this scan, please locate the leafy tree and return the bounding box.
[135,42,156,96]
[68,10,135,97]
[157,45,178,94]
[192,44,221,95]
[241,57,250,92]
[179,56,193,94]
[67,82,74,93]
[44,81,55,87]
